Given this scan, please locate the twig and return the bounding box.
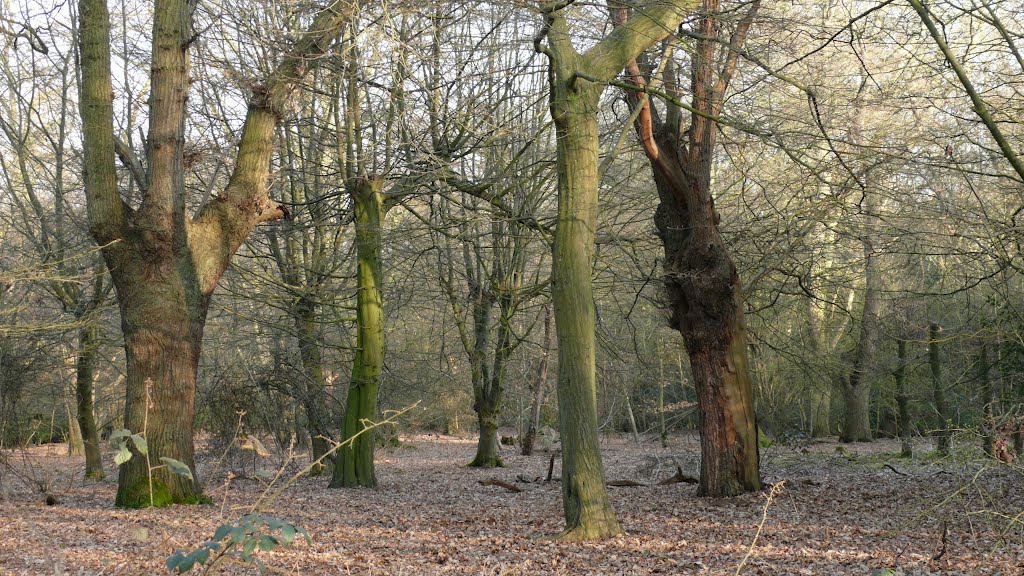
[735,481,785,575]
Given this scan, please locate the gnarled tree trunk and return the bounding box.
[612,0,761,496]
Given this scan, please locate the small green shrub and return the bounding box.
[166,514,310,574]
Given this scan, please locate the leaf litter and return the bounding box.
[0,435,1021,575]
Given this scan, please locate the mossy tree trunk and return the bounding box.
[536,0,695,538]
[611,0,761,496]
[331,178,386,488]
[78,0,355,507]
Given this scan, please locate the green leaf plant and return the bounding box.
[163,403,417,574]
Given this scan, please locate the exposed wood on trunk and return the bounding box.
[610,0,762,497]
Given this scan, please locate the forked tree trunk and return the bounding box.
[469,291,514,468]
[332,178,385,488]
[538,0,693,539]
[637,85,761,498]
[79,0,354,506]
[612,0,761,497]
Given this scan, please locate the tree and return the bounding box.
[331,177,386,488]
[535,0,697,540]
[78,0,356,507]
[610,0,761,495]
[0,26,110,478]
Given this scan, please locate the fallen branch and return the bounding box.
[607,479,646,487]
[884,463,909,477]
[658,466,699,485]
[478,478,523,493]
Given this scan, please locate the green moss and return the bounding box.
[115,481,209,509]
[467,455,506,468]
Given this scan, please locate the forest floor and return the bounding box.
[0,433,1021,575]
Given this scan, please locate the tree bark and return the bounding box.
[895,339,912,458]
[78,0,355,506]
[930,323,950,455]
[840,243,880,443]
[522,303,553,456]
[331,178,385,488]
[537,0,696,537]
[294,296,332,474]
[980,342,994,457]
[611,0,761,496]
[75,322,105,479]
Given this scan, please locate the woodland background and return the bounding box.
[0,0,1023,572]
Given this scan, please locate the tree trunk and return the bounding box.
[930,322,950,455]
[658,348,667,448]
[470,410,501,468]
[469,287,514,468]
[522,303,552,456]
[538,0,693,538]
[294,297,332,475]
[611,0,761,497]
[114,276,208,508]
[66,401,84,457]
[466,273,500,467]
[79,0,353,507]
[895,339,912,458]
[547,43,621,541]
[624,393,641,446]
[75,323,105,479]
[841,202,881,443]
[332,178,385,488]
[980,342,994,457]
[549,95,624,535]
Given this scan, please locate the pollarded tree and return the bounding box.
[78,0,356,507]
[610,0,761,495]
[535,0,698,540]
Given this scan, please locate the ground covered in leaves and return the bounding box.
[1,433,1021,575]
